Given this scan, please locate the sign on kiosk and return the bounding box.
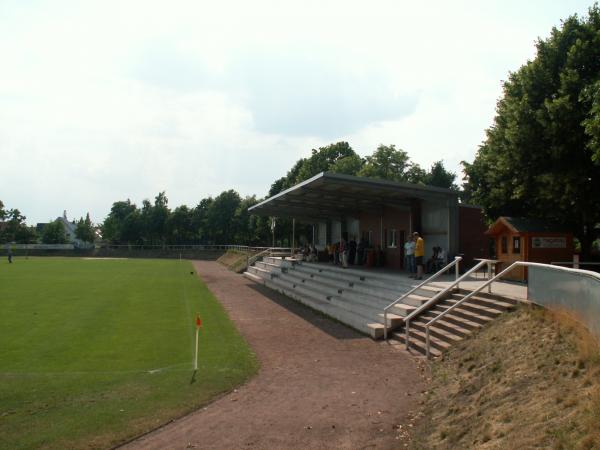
[532,237,567,249]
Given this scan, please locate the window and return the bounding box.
[501,236,508,254]
[388,229,397,248]
[512,236,520,254]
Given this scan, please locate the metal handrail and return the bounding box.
[383,256,462,340]
[423,260,522,359]
[403,259,495,350]
[246,248,273,269]
[246,247,293,269]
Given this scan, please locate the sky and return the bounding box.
[0,0,595,225]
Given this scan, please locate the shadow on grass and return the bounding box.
[246,283,364,341]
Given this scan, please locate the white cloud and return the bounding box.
[0,0,594,224]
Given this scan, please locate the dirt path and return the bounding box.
[123,261,425,450]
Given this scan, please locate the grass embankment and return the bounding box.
[0,258,258,450]
[217,249,251,273]
[411,306,600,449]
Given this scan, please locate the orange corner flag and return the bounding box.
[196,314,202,328]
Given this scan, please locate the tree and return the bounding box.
[75,213,95,243]
[101,200,138,243]
[192,198,214,243]
[295,142,359,181]
[268,142,361,196]
[166,205,195,244]
[14,225,37,244]
[0,207,36,244]
[462,5,600,254]
[358,144,424,183]
[206,190,242,244]
[330,154,364,175]
[42,220,67,244]
[423,161,457,189]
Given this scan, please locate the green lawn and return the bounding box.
[0,257,258,450]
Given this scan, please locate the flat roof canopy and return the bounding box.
[249,172,459,221]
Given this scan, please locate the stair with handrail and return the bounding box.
[387,259,522,358]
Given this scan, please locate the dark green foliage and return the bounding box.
[41,219,67,244]
[268,142,361,195]
[75,213,95,243]
[100,191,270,246]
[462,5,600,253]
[0,204,38,244]
[424,160,458,189]
[358,144,417,182]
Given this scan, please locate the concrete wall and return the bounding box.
[528,265,600,337]
[421,200,450,260]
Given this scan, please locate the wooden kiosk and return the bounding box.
[485,217,574,281]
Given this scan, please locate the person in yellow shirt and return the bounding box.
[413,232,424,280]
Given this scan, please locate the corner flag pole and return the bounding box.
[194,314,202,370]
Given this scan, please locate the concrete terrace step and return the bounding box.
[255,260,286,272]
[264,271,400,333]
[262,256,296,268]
[409,319,465,343]
[428,302,495,326]
[391,331,442,358]
[450,293,517,311]
[290,265,435,308]
[268,276,404,337]
[243,271,263,284]
[445,298,507,318]
[282,270,398,306]
[293,262,413,290]
[456,288,521,305]
[419,310,482,332]
[248,265,275,279]
[278,269,416,322]
[412,315,472,337]
[403,328,452,352]
[264,276,385,338]
[270,275,384,324]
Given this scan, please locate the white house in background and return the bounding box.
[37,211,89,247]
[57,210,78,243]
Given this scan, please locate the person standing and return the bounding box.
[404,235,415,276]
[340,238,348,268]
[413,232,424,280]
[6,244,13,264]
[348,237,357,265]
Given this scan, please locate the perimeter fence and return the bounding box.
[6,244,270,260]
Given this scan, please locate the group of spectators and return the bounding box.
[301,231,446,278]
[325,237,364,268]
[403,232,446,279]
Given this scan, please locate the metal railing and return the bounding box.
[383,256,462,340]
[401,258,496,351]
[246,247,293,269]
[422,260,559,358]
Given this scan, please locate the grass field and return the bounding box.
[0,257,258,450]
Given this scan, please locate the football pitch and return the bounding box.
[0,257,258,450]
